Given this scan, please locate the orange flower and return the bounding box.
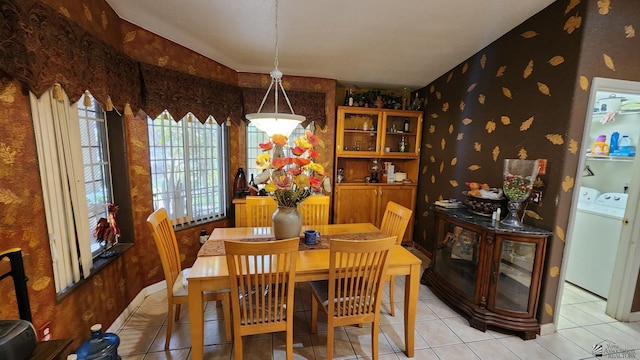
[271,134,288,146]
[308,149,319,159]
[305,130,319,146]
[294,157,311,166]
[291,146,305,156]
[259,141,274,151]
[271,157,291,170]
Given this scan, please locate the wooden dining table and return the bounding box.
[187,223,422,360]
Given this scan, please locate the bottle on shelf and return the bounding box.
[233,167,248,198]
[343,88,350,106]
[619,135,636,156]
[403,117,410,132]
[591,135,609,156]
[248,174,258,196]
[610,131,620,153]
[411,93,421,110]
[348,88,354,107]
[399,136,407,152]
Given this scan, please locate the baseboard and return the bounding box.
[539,322,555,336]
[107,281,167,333]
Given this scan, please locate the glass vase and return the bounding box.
[501,159,539,228]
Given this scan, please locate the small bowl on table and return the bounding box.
[462,191,506,217]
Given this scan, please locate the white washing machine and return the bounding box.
[566,188,628,299]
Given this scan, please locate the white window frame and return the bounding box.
[31,88,112,293]
[148,111,227,225]
[78,94,115,255]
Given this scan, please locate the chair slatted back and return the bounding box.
[328,236,395,322]
[224,238,298,334]
[380,201,413,245]
[299,195,330,225]
[147,208,182,292]
[245,196,278,227]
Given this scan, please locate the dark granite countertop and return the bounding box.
[434,207,553,236]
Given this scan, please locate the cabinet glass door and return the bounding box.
[340,110,380,155]
[494,239,536,313]
[434,223,480,300]
[383,112,421,155]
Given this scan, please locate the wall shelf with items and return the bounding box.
[585,155,635,162]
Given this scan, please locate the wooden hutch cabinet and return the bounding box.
[333,106,422,243]
[423,208,551,339]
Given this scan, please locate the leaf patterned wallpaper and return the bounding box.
[0,0,335,351]
[415,0,640,324]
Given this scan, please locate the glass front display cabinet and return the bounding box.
[423,208,550,340]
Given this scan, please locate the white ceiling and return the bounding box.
[105,0,555,90]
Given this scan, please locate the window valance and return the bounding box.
[242,88,326,129]
[139,63,243,125]
[0,0,140,112]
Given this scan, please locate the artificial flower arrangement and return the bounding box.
[255,130,326,207]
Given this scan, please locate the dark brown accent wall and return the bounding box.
[415,0,640,324]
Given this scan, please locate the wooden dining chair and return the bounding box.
[380,201,413,316]
[299,195,330,225]
[146,208,231,349]
[224,238,299,360]
[245,196,278,227]
[310,236,396,360]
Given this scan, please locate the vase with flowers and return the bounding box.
[255,130,325,239]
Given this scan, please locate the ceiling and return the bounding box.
[105,0,555,91]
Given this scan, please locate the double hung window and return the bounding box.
[147,111,226,225]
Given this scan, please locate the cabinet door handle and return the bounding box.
[491,261,498,284]
[374,189,377,196]
[379,189,383,196]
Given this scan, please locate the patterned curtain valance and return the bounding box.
[139,62,243,125]
[0,0,140,111]
[242,88,326,129]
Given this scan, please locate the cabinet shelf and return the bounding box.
[585,155,635,162]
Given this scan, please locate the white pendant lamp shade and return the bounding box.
[245,0,305,138]
[246,113,304,137]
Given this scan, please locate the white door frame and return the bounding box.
[553,77,640,331]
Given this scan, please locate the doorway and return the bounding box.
[558,77,640,326]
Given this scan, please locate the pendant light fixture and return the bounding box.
[245,0,305,137]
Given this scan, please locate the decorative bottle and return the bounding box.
[403,118,410,132]
[233,167,248,198]
[411,93,421,110]
[399,136,407,152]
[348,89,354,106]
[75,324,121,360]
[248,174,258,196]
[343,88,350,106]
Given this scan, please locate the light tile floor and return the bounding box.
[115,250,640,359]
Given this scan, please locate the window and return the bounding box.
[30,89,113,293]
[148,111,226,225]
[78,95,114,255]
[245,123,308,179]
